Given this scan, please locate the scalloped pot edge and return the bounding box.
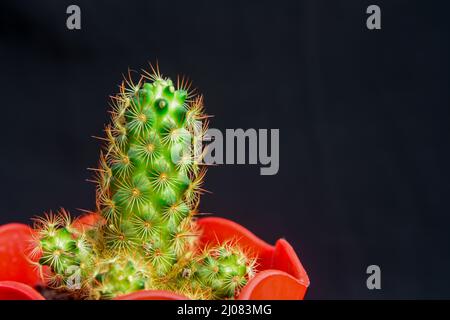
[0,216,309,300]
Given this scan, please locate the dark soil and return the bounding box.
[35,285,78,300]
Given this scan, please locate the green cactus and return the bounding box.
[30,210,96,291]
[91,255,152,299]
[189,242,256,299]
[29,66,256,300]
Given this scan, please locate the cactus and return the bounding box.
[30,210,97,292]
[29,65,256,299]
[183,242,257,299]
[91,255,152,299]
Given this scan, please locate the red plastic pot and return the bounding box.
[0,215,309,300]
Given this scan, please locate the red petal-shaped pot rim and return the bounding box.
[238,270,307,300]
[0,215,309,300]
[197,217,275,269]
[114,290,189,300]
[0,281,44,300]
[0,223,42,286]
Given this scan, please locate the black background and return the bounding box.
[1,0,449,299]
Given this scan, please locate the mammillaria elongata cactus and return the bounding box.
[30,66,256,299]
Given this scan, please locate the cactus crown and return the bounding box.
[30,65,256,300]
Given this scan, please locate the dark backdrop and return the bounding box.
[1,0,449,299]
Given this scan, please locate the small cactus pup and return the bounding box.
[29,209,97,295]
[180,241,257,299]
